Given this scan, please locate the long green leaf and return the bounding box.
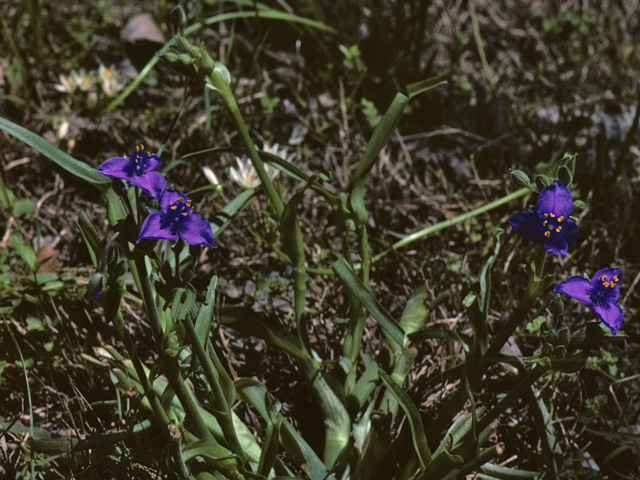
[235,378,336,480]
[77,211,106,269]
[332,257,408,348]
[0,116,110,190]
[406,74,448,99]
[211,189,256,237]
[348,92,408,225]
[378,369,431,470]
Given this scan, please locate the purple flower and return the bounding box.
[508,180,579,255]
[554,268,624,335]
[97,144,166,199]
[136,189,217,247]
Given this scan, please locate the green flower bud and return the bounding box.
[569,327,587,347]
[541,342,554,356]
[572,200,585,214]
[534,174,553,190]
[548,294,564,316]
[557,326,570,346]
[84,273,103,300]
[554,345,567,358]
[557,165,572,186]
[545,329,558,345]
[162,331,181,357]
[170,5,187,31]
[510,169,531,188]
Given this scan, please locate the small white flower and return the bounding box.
[261,141,295,163]
[202,166,223,193]
[53,74,76,94]
[98,64,125,98]
[229,156,261,189]
[71,68,94,92]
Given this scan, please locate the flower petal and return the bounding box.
[144,153,162,171]
[129,171,166,199]
[553,276,592,305]
[560,219,579,249]
[159,189,187,212]
[137,212,179,243]
[592,302,624,336]
[178,214,217,247]
[592,267,622,302]
[97,156,129,179]
[536,180,573,218]
[542,230,570,255]
[508,211,544,242]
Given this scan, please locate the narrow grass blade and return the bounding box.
[76,212,105,269]
[332,257,408,348]
[406,74,448,99]
[211,189,256,237]
[257,401,283,477]
[378,369,431,470]
[0,116,110,190]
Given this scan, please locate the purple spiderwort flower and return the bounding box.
[97,144,166,199]
[508,180,579,255]
[554,268,624,335]
[136,189,217,247]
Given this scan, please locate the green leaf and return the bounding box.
[257,400,283,478]
[332,257,408,349]
[12,198,36,217]
[398,282,429,337]
[77,211,105,269]
[378,369,431,470]
[10,234,36,270]
[236,378,336,480]
[181,438,243,478]
[406,73,448,99]
[348,92,408,225]
[211,189,256,238]
[0,116,110,190]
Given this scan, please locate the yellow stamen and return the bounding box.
[186,200,192,207]
[182,212,188,216]
[604,281,610,287]
[558,216,564,222]
[555,226,562,232]
[613,276,618,282]
[544,231,550,237]
[543,220,548,226]
[601,275,607,282]
[550,213,555,218]
[176,197,183,202]
[171,205,177,210]
[543,213,548,218]
[135,146,140,151]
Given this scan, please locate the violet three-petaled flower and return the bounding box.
[97,145,166,199]
[508,180,579,255]
[553,268,624,335]
[136,189,217,247]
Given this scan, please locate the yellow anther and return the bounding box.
[141,144,144,150]
[544,231,550,237]
[543,213,548,218]
[604,281,610,287]
[146,151,151,155]
[543,220,548,226]
[613,276,619,282]
[556,226,562,232]
[601,275,607,282]
[558,216,564,222]
[186,200,192,207]
[171,205,177,210]
[135,146,140,151]
[182,212,188,216]
[176,197,183,202]
[550,213,555,218]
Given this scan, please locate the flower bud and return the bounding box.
[545,329,558,345]
[84,273,103,300]
[557,166,573,187]
[572,200,585,214]
[534,174,553,190]
[162,331,181,357]
[170,5,187,32]
[548,294,564,316]
[557,326,570,346]
[542,342,554,356]
[554,345,567,358]
[569,327,586,347]
[510,169,530,188]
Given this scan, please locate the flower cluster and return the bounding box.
[229,142,290,189]
[508,179,624,335]
[53,65,126,98]
[97,146,216,248]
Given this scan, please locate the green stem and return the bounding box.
[371,188,529,263]
[207,74,284,218]
[182,316,247,461]
[133,256,166,351]
[111,311,171,435]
